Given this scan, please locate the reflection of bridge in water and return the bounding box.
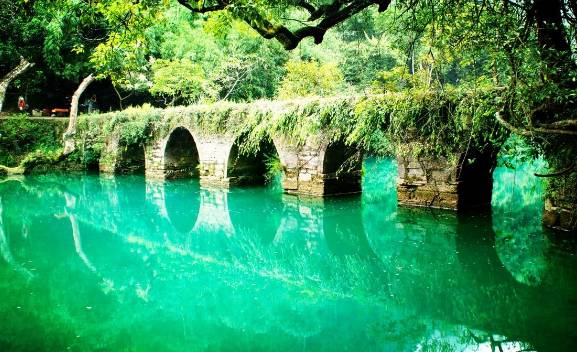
[1,175,576,351]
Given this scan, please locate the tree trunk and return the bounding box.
[63,74,95,155]
[0,57,34,112]
[532,0,576,84]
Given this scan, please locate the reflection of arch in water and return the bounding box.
[144,180,201,239]
[164,181,201,234]
[322,195,387,294]
[163,126,200,179]
[321,140,363,195]
[273,195,381,263]
[494,226,551,287]
[227,188,283,245]
[227,134,279,186]
[192,188,234,236]
[322,196,375,258]
[454,212,577,351]
[455,212,522,286]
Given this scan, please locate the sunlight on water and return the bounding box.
[0,156,576,351]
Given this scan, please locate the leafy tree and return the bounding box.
[0,0,44,111]
[340,36,403,90]
[174,0,391,49]
[277,59,345,98]
[149,58,215,105]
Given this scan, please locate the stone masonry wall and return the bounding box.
[397,152,496,211]
[397,155,460,210]
[196,134,235,188]
[273,137,362,196]
[274,137,328,196]
[99,136,120,174]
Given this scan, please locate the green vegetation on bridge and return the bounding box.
[0,88,504,172]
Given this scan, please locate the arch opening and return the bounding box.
[322,141,363,195]
[227,135,279,186]
[456,146,499,209]
[116,143,145,174]
[83,147,100,173]
[164,127,200,179]
[490,135,551,285]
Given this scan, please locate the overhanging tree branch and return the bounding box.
[535,162,577,177]
[179,0,392,49]
[495,110,577,136]
[176,0,228,13]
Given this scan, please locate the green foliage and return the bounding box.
[340,36,403,90]
[264,153,283,184]
[277,60,346,99]
[0,115,66,166]
[57,85,508,170]
[19,147,64,172]
[150,58,214,105]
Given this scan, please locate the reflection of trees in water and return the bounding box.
[2,166,577,351]
[492,155,550,286]
[0,193,34,281]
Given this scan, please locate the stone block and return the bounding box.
[299,172,312,182]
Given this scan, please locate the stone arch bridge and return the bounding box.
[98,113,496,212]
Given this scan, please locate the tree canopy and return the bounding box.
[3,1,577,157]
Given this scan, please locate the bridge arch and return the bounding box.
[164,181,201,235]
[117,143,146,174]
[226,134,280,186]
[163,126,200,179]
[321,140,363,195]
[99,135,145,174]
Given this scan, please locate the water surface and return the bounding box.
[1,158,576,351]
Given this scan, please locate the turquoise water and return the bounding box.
[1,158,576,351]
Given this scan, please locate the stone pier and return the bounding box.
[99,135,145,174]
[196,135,235,188]
[274,137,362,196]
[396,149,497,211]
